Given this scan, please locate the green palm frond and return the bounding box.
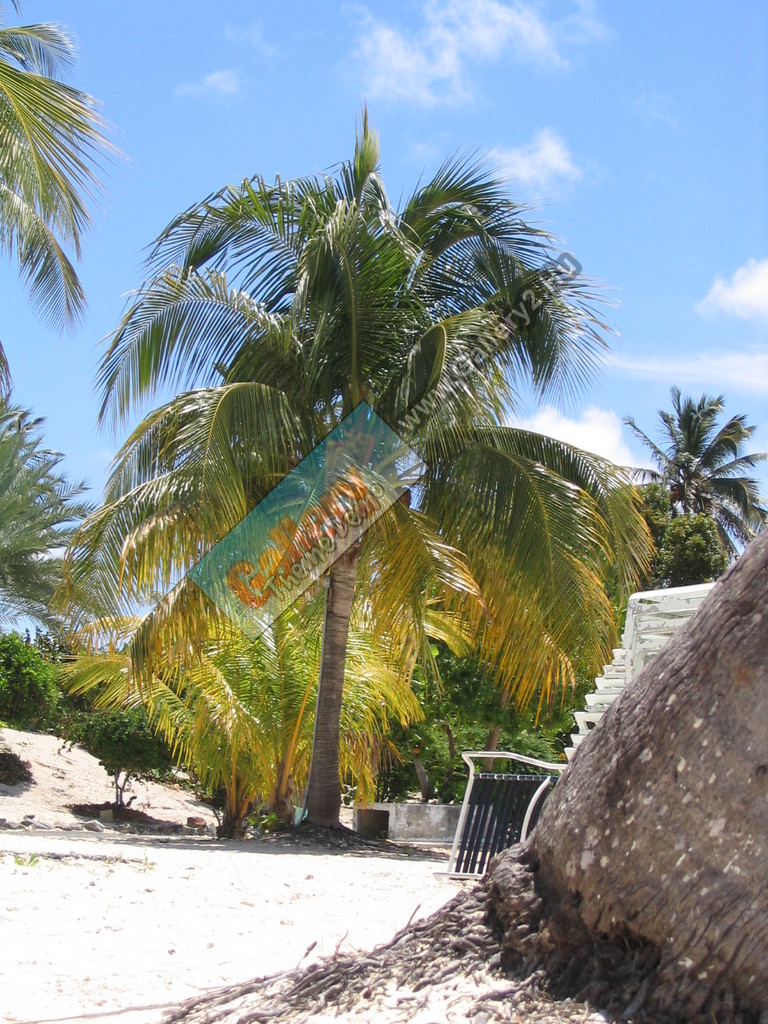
[97,269,297,427]
[473,427,653,596]
[0,399,88,624]
[0,180,85,324]
[0,12,114,327]
[0,21,76,77]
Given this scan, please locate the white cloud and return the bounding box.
[698,258,768,322]
[511,405,639,466]
[354,0,604,106]
[633,92,679,128]
[493,129,582,194]
[561,0,608,44]
[608,351,768,396]
[225,21,277,57]
[358,21,461,106]
[176,69,241,98]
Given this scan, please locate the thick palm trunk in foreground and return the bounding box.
[489,530,768,1020]
[306,545,361,827]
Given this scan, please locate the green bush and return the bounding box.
[657,514,729,587]
[0,632,60,729]
[638,485,729,588]
[66,706,173,805]
[375,648,566,804]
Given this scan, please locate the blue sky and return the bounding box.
[2,0,767,500]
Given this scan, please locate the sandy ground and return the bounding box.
[0,730,461,1024]
[0,728,219,830]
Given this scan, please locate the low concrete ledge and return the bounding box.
[354,802,461,843]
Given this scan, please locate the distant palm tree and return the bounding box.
[0,4,112,385]
[69,115,651,827]
[625,387,767,554]
[0,399,88,623]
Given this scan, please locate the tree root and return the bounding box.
[161,875,611,1024]
[162,886,500,1024]
[485,844,766,1024]
[158,842,764,1024]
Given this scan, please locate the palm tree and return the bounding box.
[0,3,112,384]
[69,115,651,826]
[0,398,88,623]
[625,387,767,555]
[66,605,421,836]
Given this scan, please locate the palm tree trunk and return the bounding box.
[489,532,768,1018]
[413,756,431,801]
[483,725,501,771]
[306,544,361,826]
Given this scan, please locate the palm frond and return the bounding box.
[0,16,114,327]
[0,398,88,625]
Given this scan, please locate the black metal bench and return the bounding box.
[447,751,564,877]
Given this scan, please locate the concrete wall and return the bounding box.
[354,802,461,843]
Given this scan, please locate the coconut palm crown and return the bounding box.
[625,387,767,555]
[71,115,651,826]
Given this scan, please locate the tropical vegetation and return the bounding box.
[65,705,171,807]
[625,387,767,556]
[376,644,570,805]
[638,482,729,588]
[0,4,103,670]
[0,400,88,625]
[0,3,112,386]
[65,605,421,835]
[0,629,59,728]
[63,115,652,828]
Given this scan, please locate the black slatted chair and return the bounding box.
[448,751,565,877]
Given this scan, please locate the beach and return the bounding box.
[0,729,460,1024]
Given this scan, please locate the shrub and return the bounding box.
[657,513,729,587]
[638,486,730,588]
[0,632,59,729]
[66,706,173,805]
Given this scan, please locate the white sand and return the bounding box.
[0,730,461,1024]
[0,728,219,829]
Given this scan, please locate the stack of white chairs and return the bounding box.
[564,583,715,761]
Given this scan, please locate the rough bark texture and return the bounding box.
[490,531,768,1020]
[306,545,360,827]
